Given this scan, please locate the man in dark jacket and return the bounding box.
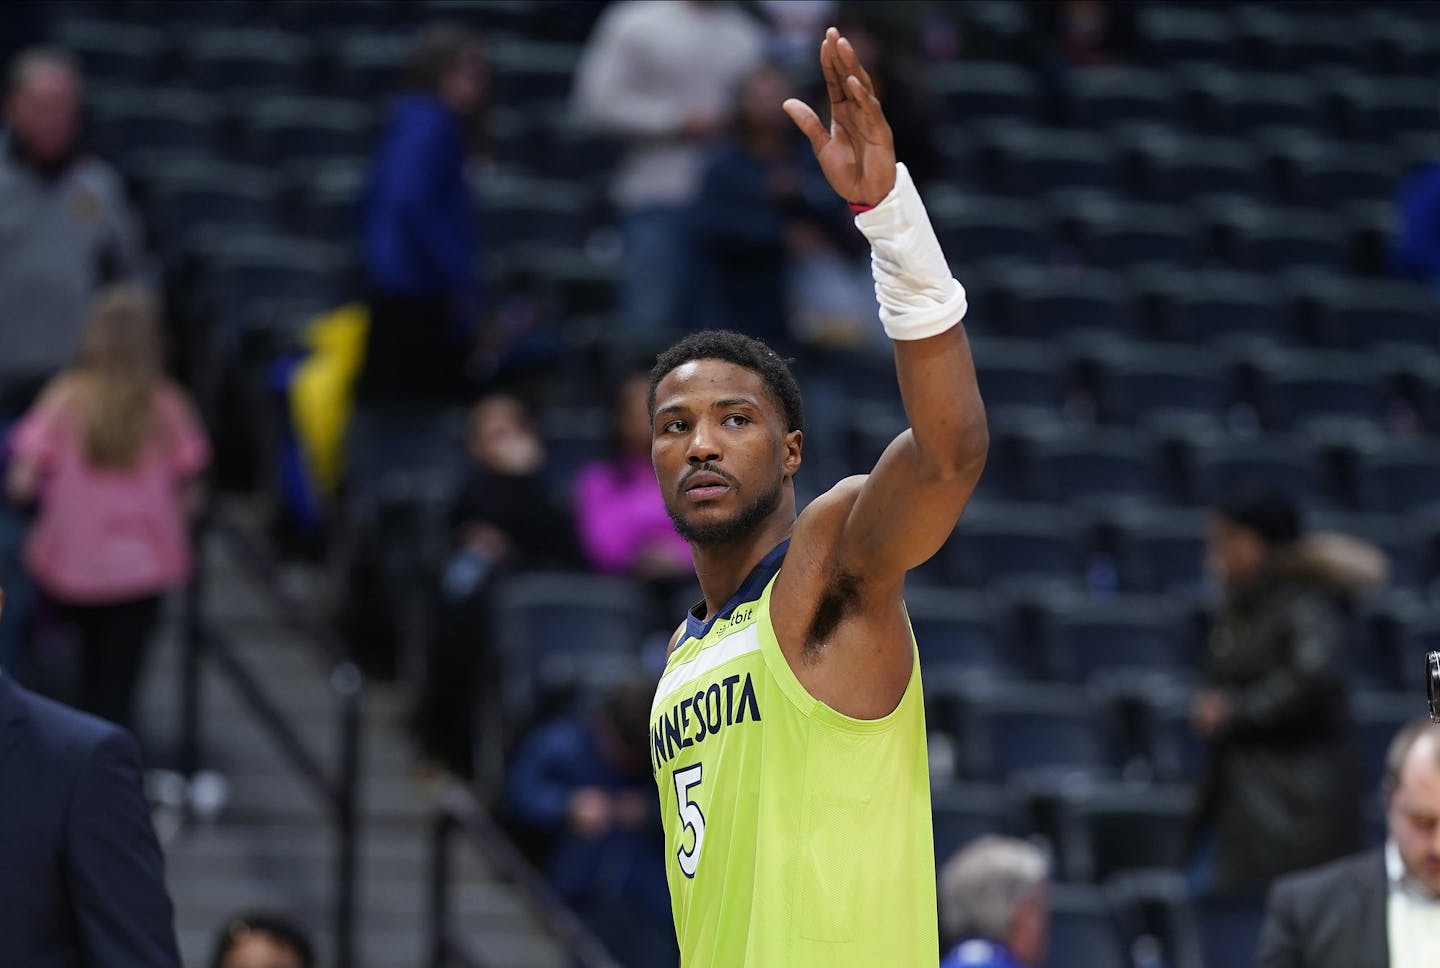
[0,650,181,965]
[1187,488,1385,892]
[1255,717,1440,967]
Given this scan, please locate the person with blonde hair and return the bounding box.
[7,284,209,734]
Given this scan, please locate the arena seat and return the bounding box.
[1040,595,1185,684]
[930,781,1013,863]
[905,587,1014,680]
[928,60,1042,126]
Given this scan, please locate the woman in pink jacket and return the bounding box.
[7,285,209,734]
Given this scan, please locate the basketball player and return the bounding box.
[646,27,986,965]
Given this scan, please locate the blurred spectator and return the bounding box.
[6,285,209,736]
[358,22,488,406]
[0,46,149,675]
[504,677,676,968]
[1187,489,1384,893]
[209,911,315,968]
[830,10,942,191]
[1032,0,1138,69]
[938,835,1052,968]
[0,639,181,967]
[1255,717,1440,967]
[573,0,768,344]
[416,394,576,780]
[690,63,869,352]
[1391,154,1440,295]
[757,0,835,69]
[574,371,692,588]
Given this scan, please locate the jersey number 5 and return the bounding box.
[673,763,706,878]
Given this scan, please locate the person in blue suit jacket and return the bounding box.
[0,648,180,966]
[938,836,1052,968]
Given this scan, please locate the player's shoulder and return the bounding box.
[781,475,871,589]
[795,475,867,529]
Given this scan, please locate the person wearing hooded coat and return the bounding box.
[1187,487,1388,894]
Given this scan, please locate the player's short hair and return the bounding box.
[647,330,805,435]
[209,911,315,968]
[1384,717,1440,792]
[938,836,1050,946]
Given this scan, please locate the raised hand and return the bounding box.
[782,27,896,207]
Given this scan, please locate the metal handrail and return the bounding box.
[427,781,623,968]
[180,503,364,968]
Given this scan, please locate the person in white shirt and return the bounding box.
[1257,717,1440,968]
[572,0,768,342]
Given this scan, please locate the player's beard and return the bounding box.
[669,474,784,546]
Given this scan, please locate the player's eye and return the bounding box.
[722,414,750,428]
[663,420,688,433]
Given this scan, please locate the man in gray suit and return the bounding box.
[1255,717,1440,967]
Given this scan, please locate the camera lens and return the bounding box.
[1429,652,1440,723]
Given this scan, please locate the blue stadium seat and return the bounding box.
[492,571,653,727]
[1228,73,1327,135]
[1084,208,1203,272]
[1127,132,1265,203]
[959,682,1116,782]
[1087,343,1230,426]
[1257,351,1389,429]
[978,126,1120,197]
[55,19,168,84]
[972,338,1071,413]
[331,33,410,94]
[1042,596,1184,684]
[1194,892,1267,968]
[141,159,280,245]
[947,503,1084,589]
[1014,272,1137,340]
[1358,441,1440,514]
[928,61,1042,125]
[1119,510,1210,595]
[1165,270,1289,345]
[1353,690,1413,791]
[1065,67,1179,129]
[86,88,226,167]
[1054,782,1194,882]
[187,28,314,97]
[1316,280,1439,352]
[1027,432,1163,506]
[932,194,1052,265]
[1136,6,1232,68]
[1045,884,1130,968]
[1236,210,1350,274]
[243,96,375,166]
[930,782,1012,865]
[1187,435,1326,507]
[905,587,1014,679]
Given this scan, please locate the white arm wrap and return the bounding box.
[854,162,968,341]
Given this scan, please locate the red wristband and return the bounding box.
[848,201,875,216]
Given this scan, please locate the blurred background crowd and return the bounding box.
[2,0,1440,966]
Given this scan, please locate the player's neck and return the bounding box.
[690,510,795,622]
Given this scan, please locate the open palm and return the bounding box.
[783,27,896,207]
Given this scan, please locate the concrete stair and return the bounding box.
[138,511,575,967]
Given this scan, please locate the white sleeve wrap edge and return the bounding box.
[854,162,967,341]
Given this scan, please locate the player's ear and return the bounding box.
[783,430,803,478]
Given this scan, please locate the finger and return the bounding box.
[820,29,844,106]
[782,97,829,153]
[845,74,886,129]
[836,36,876,97]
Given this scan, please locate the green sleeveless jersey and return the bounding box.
[649,542,937,966]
